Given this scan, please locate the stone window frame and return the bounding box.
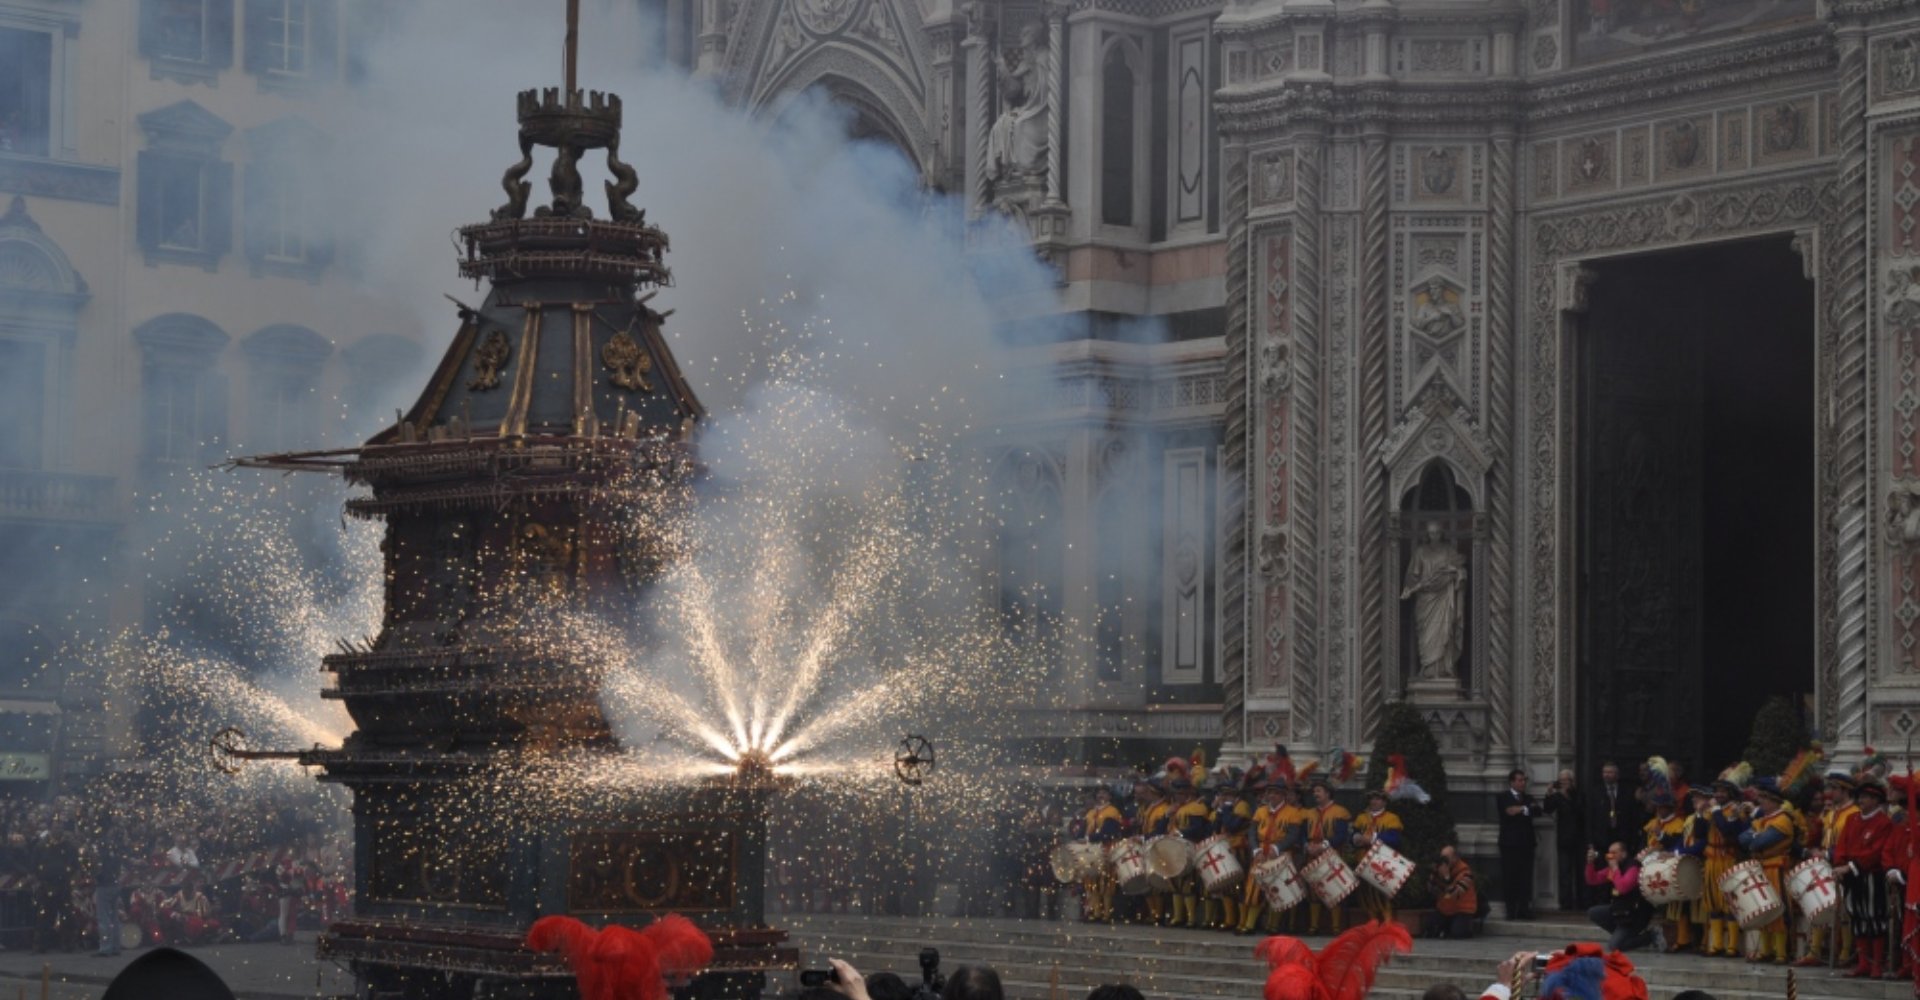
[0,7,79,163]
[139,0,236,86]
[135,100,235,271]
[132,313,230,474]
[0,197,84,472]
[241,117,333,281]
[241,0,338,94]
[1096,31,1151,240]
[240,323,332,454]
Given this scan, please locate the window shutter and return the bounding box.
[208,0,236,69]
[138,0,163,59]
[241,161,269,265]
[309,0,338,79]
[135,151,166,253]
[205,160,234,261]
[242,0,273,75]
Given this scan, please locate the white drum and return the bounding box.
[1253,854,1308,912]
[1196,835,1245,897]
[1148,836,1195,882]
[1786,858,1840,927]
[1302,849,1359,907]
[119,922,144,950]
[1108,839,1152,896]
[1638,852,1704,906]
[1050,843,1102,884]
[1718,860,1786,930]
[1355,840,1416,898]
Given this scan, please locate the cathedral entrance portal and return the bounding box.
[1574,234,1815,781]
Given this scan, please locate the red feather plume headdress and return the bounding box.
[527,914,714,1000]
[1258,920,1413,1000]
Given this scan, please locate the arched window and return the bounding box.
[134,313,228,473]
[1101,43,1137,228]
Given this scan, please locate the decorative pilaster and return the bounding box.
[1484,130,1517,757]
[1044,2,1067,207]
[1831,20,1871,746]
[1293,132,1328,743]
[1355,132,1392,742]
[963,4,994,219]
[1222,141,1251,750]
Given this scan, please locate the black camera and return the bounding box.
[1531,954,1551,972]
[913,948,944,1000]
[800,969,841,989]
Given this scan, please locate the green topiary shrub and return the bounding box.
[1362,701,1457,909]
[1743,695,1805,779]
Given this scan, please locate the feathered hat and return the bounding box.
[1538,943,1649,1000]
[1294,759,1322,790]
[1751,776,1786,804]
[1644,757,1674,809]
[1781,743,1827,800]
[1384,753,1432,805]
[1326,747,1365,786]
[1713,761,1752,796]
[1257,921,1413,1000]
[527,914,714,1000]
[1857,746,1890,782]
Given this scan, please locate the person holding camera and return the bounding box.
[1543,770,1587,910]
[1419,844,1478,939]
[1584,841,1656,952]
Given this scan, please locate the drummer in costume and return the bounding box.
[1638,758,1692,952]
[1836,777,1895,979]
[1141,771,1174,924]
[1704,763,1753,959]
[1237,778,1299,935]
[1672,786,1714,953]
[1806,772,1860,966]
[1210,778,1254,930]
[1169,773,1213,928]
[1080,786,1125,923]
[1352,788,1405,922]
[1305,774,1354,935]
[1739,777,1799,964]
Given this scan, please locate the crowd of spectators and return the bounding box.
[0,781,352,956]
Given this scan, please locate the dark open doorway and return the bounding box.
[1575,233,1815,780]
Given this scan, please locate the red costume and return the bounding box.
[1887,779,1920,996]
[1838,803,1897,977]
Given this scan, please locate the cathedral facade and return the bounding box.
[657,0,1920,797]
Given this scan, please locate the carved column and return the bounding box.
[1355,130,1392,743]
[1484,128,1517,758]
[694,0,730,77]
[1044,2,1068,207]
[1829,16,1872,747]
[926,21,966,194]
[1292,129,1329,743]
[1222,138,1251,750]
[963,5,995,219]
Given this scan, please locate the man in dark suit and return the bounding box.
[1587,761,1643,862]
[1543,768,1587,909]
[1496,768,1538,920]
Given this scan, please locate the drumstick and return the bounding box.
[1786,966,1797,1000]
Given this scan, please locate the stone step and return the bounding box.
[781,915,1915,1000]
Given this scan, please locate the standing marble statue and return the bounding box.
[1401,520,1467,680]
[987,20,1050,183]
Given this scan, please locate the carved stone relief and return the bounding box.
[1253,150,1294,209]
[1874,33,1920,106]
[1414,147,1465,204]
[1756,100,1815,166]
[1567,135,1615,190]
[1622,129,1650,187]
[1720,110,1749,171]
[1656,117,1713,183]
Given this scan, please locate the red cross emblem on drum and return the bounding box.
[1641,870,1672,896]
[1202,852,1230,878]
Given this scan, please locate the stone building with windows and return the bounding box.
[664,0,1920,887]
[0,0,422,786]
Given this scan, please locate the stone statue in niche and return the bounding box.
[987,20,1050,186]
[1890,483,1920,544]
[1400,520,1467,681]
